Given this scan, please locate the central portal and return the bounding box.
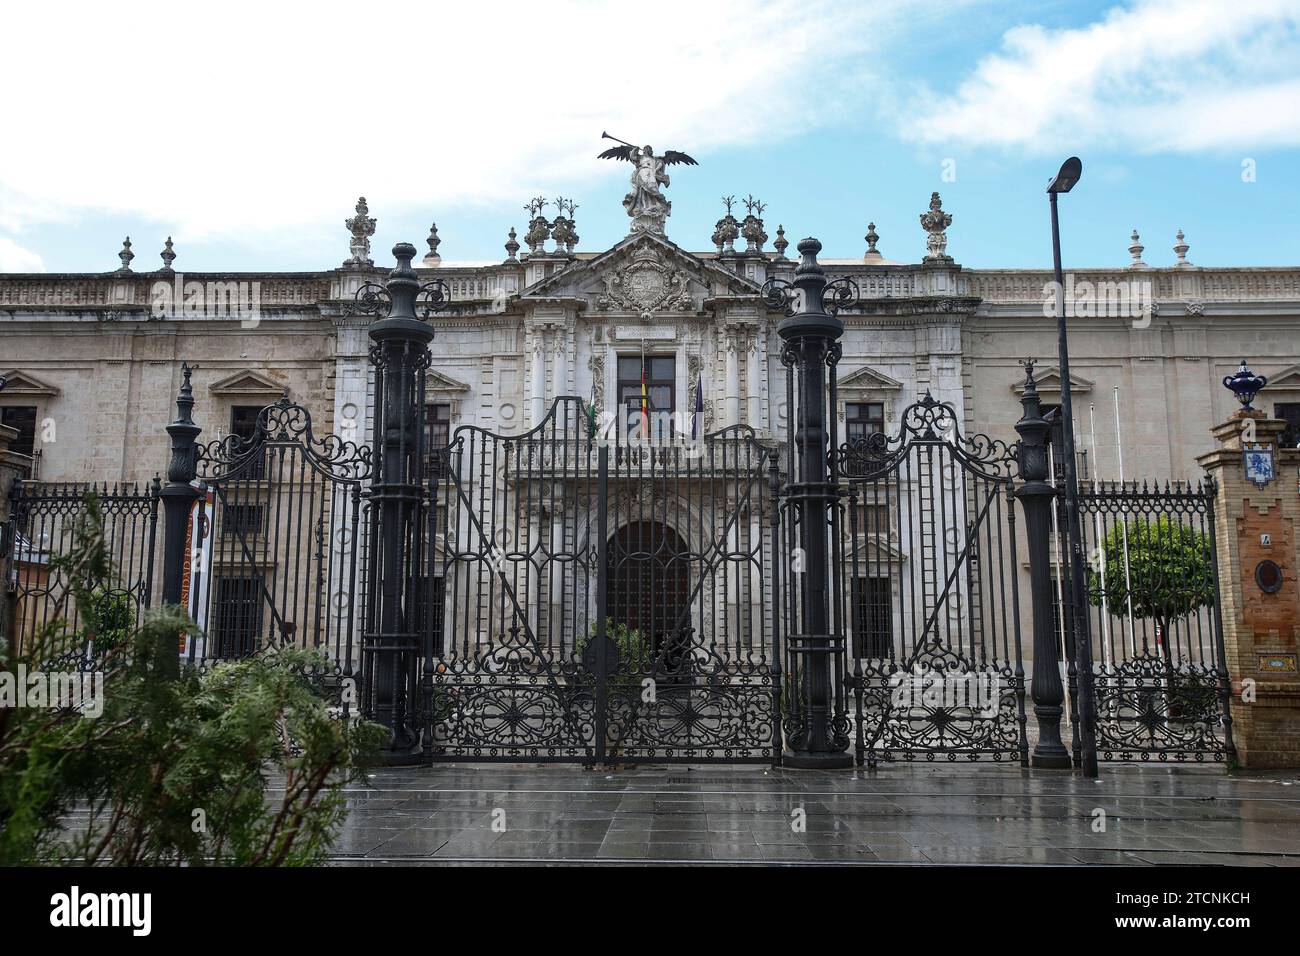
[605,520,691,655]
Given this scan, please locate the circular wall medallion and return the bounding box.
[500,402,516,421]
[1255,559,1284,594]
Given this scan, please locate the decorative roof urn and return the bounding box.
[1223,360,1267,412]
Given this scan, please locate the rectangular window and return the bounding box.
[851,576,893,658]
[844,402,884,442]
[616,356,676,438]
[843,402,884,476]
[212,575,264,659]
[1,405,38,458]
[1275,402,1300,449]
[424,403,452,481]
[230,405,265,478]
[221,503,265,538]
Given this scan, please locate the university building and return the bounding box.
[2,178,1298,766]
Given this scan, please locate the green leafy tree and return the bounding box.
[0,494,386,866]
[1087,516,1214,654]
[1086,516,1215,713]
[79,587,136,655]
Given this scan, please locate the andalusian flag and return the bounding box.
[587,379,597,439]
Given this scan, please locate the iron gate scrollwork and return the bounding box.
[422,396,781,762]
[187,396,372,706]
[836,393,1029,765]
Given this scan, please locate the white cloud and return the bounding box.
[0,0,937,244]
[900,0,1300,152]
[0,237,44,272]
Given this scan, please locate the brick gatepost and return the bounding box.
[1197,410,1300,768]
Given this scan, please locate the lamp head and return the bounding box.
[1047,157,1082,194]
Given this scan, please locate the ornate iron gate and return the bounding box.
[1071,480,1233,762]
[185,397,372,703]
[422,397,781,762]
[836,394,1029,765]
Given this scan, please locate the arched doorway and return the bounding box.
[605,521,691,661]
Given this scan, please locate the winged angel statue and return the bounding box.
[598,133,698,235]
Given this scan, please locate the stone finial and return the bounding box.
[159,236,176,273]
[1127,229,1147,268]
[773,225,789,259]
[919,192,953,261]
[864,222,881,260]
[1173,229,1191,267]
[345,196,377,267]
[117,236,134,273]
[423,222,441,264]
[505,227,520,261]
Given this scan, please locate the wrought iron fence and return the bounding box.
[5,479,160,669]
[1068,480,1233,762]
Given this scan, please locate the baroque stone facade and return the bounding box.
[5,196,1300,704]
[3,204,1299,488]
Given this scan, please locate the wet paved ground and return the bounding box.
[320,762,1300,865]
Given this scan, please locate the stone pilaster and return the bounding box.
[1197,410,1300,768]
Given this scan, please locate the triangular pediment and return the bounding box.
[425,369,470,393]
[1264,364,1300,389]
[209,370,285,395]
[521,231,761,308]
[838,366,904,391]
[0,370,60,396]
[848,534,907,563]
[1012,365,1093,396]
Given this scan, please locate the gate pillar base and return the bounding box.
[782,752,854,770]
[1031,750,1072,769]
[380,750,425,767]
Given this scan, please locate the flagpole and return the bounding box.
[1090,402,1111,667]
[1114,385,1136,658]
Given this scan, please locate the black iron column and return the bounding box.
[159,362,201,679]
[1014,362,1071,768]
[767,238,854,769]
[360,243,447,764]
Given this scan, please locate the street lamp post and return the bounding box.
[1047,157,1099,777]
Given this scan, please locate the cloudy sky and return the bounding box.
[2,0,1298,272]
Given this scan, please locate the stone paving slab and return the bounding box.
[317,762,1300,866]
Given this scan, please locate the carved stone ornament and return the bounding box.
[345,197,377,267]
[588,352,606,411]
[919,191,953,261]
[597,245,694,317]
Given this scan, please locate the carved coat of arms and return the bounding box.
[597,246,693,317]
